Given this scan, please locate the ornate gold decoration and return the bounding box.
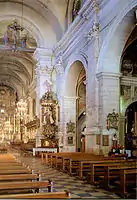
[106,110,119,130]
[25,116,40,130]
[40,91,57,103]
[42,123,58,139]
[66,121,75,133]
[40,91,58,146]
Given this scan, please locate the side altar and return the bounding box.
[39,90,59,150]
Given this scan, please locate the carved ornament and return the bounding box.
[40,91,57,104]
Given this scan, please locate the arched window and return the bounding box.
[72,0,81,21]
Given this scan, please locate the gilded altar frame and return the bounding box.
[107,110,119,130]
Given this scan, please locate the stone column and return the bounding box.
[55,55,65,151]
[33,48,53,147]
[85,55,100,154]
[63,96,77,152]
[84,2,101,154]
[97,72,121,154]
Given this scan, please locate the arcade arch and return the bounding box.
[63,60,86,151]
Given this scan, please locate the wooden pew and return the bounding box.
[0,154,15,159]
[79,159,122,179]
[0,180,53,194]
[0,173,41,182]
[114,168,137,198]
[56,154,104,173]
[0,168,32,175]
[102,164,137,189]
[63,156,128,175]
[0,162,25,167]
[0,190,70,199]
[90,161,136,184]
[41,152,97,167]
[0,165,29,170]
[78,159,135,179]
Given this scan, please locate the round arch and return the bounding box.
[97,0,137,73]
[121,98,137,116]
[63,52,87,96]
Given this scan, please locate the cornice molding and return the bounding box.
[121,76,137,83]
[54,0,99,58]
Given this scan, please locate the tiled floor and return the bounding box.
[11,152,120,199]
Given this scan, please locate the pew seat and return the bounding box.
[0,180,53,193]
[0,169,32,175]
[0,174,40,182]
[0,191,70,199]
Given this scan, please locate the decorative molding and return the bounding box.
[96,72,122,80]
[56,63,64,75]
[54,0,99,60]
[85,22,99,41]
[33,48,53,60]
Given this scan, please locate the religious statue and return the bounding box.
[43,107,54,125]
[112,134,118,147]
[7,20,24,49]
[44,80,52,93]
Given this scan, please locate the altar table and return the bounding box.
[33,147,57,156]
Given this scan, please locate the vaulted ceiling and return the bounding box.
[0,0,70,99]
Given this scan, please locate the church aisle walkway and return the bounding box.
[12,152,120,199]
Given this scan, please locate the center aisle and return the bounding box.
[11,152,120,199]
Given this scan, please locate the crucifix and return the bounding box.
[8,21,24,49]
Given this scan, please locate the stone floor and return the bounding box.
[9,151,121,199]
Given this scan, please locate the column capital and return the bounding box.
[33,48,53,60]
[36,64,53,75]
[33,48,54,70]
